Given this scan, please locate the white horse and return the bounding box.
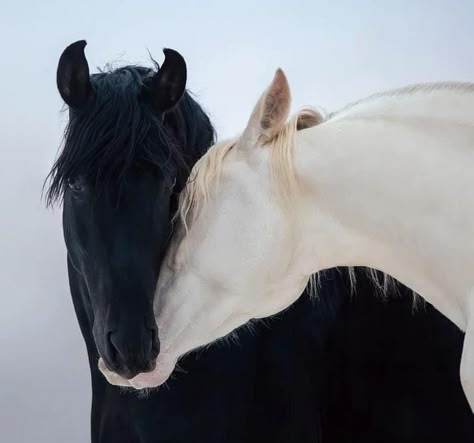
[100,69,474,411]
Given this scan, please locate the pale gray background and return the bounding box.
[1,1,473,441]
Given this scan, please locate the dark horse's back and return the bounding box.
[319,270,473,443]
[87,268,473,443]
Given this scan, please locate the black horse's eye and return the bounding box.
[165,176,177,193]
[68,179,84,193]
[170,177,177,191]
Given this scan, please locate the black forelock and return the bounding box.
[46,63,215,206]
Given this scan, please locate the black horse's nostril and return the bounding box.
[106,331,119,366]
[150,327,160,358]
[104,327,159,377]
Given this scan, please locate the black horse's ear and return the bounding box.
[148,48,187,114]
[57,40,94,108]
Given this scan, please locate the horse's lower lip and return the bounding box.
[129,371,161,386]
[98,358,131,387]
[99,358,120,375]
[128,379,156,390]
[128,361,174,389]
[100,358,157,380]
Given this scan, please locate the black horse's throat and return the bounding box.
[47,40,214,380]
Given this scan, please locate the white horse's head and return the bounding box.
[104,70,322,389]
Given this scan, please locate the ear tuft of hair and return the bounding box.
[296,108,324,131]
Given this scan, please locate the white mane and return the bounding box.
[178,108,322,227]
[328,82,474,125]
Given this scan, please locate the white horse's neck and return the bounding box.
[292,86,474,330]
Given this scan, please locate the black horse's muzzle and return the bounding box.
[98,323,160,380]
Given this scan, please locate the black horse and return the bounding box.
[47,41,473,442]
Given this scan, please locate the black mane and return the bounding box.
[46,64,215,206]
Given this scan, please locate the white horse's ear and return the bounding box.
[241,68,291,147]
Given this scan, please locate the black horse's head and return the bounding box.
[47,41,214,380]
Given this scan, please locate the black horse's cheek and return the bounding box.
[46,44,214,388]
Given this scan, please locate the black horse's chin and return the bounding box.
[93,320,160,381]
[100,354,157,381]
